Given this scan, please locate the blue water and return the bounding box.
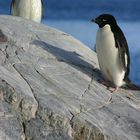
[1,0,140,21]
[0,0,140,86]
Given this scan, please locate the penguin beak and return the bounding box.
[91,18,99,24]
[91,19,95,22]
[91,17,102,27]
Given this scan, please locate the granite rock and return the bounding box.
[0,15,140,140]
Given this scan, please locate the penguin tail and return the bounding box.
[124,79,140,90]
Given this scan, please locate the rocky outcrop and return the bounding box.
[0,15,140,140]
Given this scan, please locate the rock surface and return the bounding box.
[0,15,140,140]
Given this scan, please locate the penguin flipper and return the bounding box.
[113,25,130,81]
[115,33,129,70]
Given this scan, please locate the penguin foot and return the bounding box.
[108,87,118,93]
[98,79,118,93]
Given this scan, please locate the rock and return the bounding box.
[0,15,140,140]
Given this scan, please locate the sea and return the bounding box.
[0,0,140,86]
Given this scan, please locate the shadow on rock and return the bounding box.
[31,40,102,81]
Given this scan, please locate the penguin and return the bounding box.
[91,14,139,92]
[11,0,43,23]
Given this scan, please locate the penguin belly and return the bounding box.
[30,0,42,22]
[11,0,42,23]
[96,25,125,87]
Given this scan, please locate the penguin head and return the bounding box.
[92,14,117,28]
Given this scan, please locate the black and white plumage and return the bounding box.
[91,14,136,92]
[11,0,43,23]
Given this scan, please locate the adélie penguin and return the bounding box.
[11,0,43,23]
[91,14,140,92]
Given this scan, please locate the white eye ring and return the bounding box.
[102,19,107,22]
